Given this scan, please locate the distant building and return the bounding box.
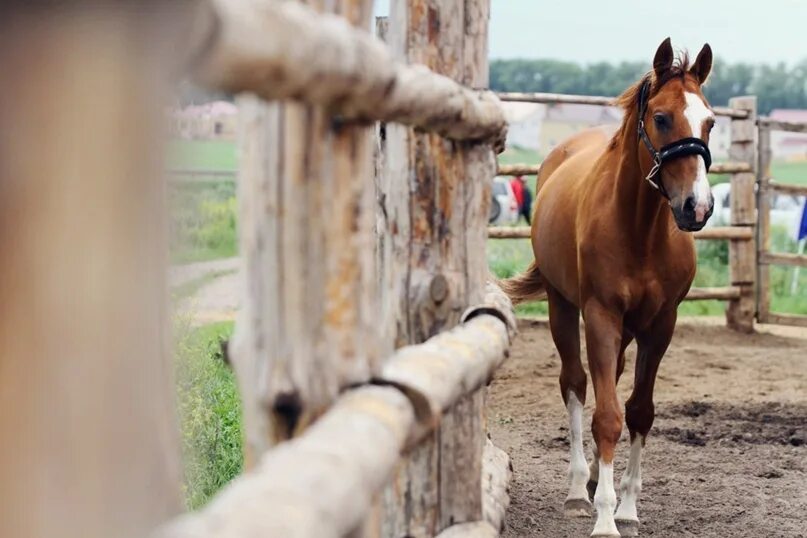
[769,109,807,161]
[170,101,238,140]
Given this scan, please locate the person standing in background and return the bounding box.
[520,176,532,225]
[509,175,531,225]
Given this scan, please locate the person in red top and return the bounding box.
[509,175,532,224]
[510,175,524,209]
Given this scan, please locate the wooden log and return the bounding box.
[379,314,510,438]
[760,252,807,268]
[726,96,758,333]
[496,92,749,119]
[482,438,512,533]
[158,386,415,538]
[487,226,754,241]
[684,286,742,301]
[379,0,500,534]
[756,117,807,133]
[435,521,498,538]
[757,124,772,324]
[768,180,807,197]
[709,162,754,174]
[0,7,182,538]
[189,0,506,145]
[494,161,751,177]
[229,0,380,457]
[497,163,541,176]
[760,312,807,328]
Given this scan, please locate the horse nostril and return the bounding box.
[684,195,697,213]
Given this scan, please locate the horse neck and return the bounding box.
[607,119,675,250]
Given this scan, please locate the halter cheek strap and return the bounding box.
[637,79,712,200]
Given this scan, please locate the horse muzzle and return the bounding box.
[672,193,714,232]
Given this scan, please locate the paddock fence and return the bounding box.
[757,117,807,327]
[160,0,516,537]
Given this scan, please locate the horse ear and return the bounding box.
[690,43,713,85]
[653,37,674,78]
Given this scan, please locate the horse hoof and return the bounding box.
[586,479,598,500]
[616,519,639,536]
[564,497,592,517]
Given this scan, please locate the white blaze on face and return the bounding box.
[684,92,715,222]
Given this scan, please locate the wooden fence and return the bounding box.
[757,117,807,327]
[494,93,759,332]
[2,1,515,537]
[162,1,515,537]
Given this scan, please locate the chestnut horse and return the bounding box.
[502,38,715,537]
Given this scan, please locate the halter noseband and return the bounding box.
[636,79,712,199]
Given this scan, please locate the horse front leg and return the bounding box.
[583,300,624,538]
[614,309,675,537]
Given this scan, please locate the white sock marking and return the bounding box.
[684,92,715,222]
[566,392,589,502]
[615,435,644,523]
[592,460,619,536]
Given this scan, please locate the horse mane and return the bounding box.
[610,52,693,149]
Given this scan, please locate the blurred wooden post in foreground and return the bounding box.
[0,4,184,538]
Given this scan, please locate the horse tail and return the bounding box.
[499,262,546,305]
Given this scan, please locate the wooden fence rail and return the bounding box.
[497,91,749,119]
[191,0,506,145]
[496,161,752,177]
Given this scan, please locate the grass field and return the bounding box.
[174,319,240,509]
[167,139,238,171]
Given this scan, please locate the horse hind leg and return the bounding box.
[614,312,674,537]
[546,287,590,517]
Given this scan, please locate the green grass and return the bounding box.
[169,181,237,264]
[769,161,807,186]
[167,139,238,171]
[175,320,242,509]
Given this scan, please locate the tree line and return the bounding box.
[490,58,807,115]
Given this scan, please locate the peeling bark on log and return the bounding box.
[229,0,380,457]
[189,0,506,145]
[379,0,500,535]
[482,438,513,533]
[379,314,510,440]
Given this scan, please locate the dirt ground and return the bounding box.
[488,318,807,538]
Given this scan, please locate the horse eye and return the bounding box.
[653,113,670,130]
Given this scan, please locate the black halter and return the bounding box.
[636,79,712,199]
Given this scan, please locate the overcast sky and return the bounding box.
[373,0,807,65]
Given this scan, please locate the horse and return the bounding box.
[502,38,716,537]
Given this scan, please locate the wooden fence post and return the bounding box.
[380,0,496,535]
[756,123,773,324]
[0,6,183,538]
[726,96,757,332]
[229,0,380,461]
